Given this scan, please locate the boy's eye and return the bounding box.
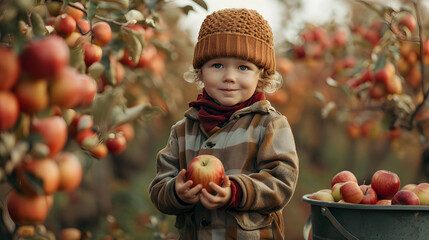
[239,65,248,71]
[213,63,222,68]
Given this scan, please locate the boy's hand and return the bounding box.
[199,175,232,210]
[175,169,202,204]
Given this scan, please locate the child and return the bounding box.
[149,8,299,240]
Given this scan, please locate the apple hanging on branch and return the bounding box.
[186,155,225,193]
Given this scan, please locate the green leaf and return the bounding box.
[88,62,106,79]
[313,91,325,103]
[30,11,46,37]
[91,87,126,132]
[125,9,144,23]
[110,103,156,127]
[192,0,208,11]
[61,0,70,11]
[121,28,144,64]
[69,45,86,74]
[373,55,387,73]
[87,1,99,23]
[91,0,129,10]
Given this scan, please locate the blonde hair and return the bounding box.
[183,66,283,94]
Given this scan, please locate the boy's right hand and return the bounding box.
[175,169,202,204]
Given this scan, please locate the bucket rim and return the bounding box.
[302,194,429,210]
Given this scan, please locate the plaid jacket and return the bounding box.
[149,100,299,240]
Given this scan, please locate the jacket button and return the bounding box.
[201,219,211,227]
[206,142,215,148]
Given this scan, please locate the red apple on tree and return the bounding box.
[15,157,60,196]
[0,46,20,91]
[391,190,420,205]
[15,77,49,114]
[360,184,378,204]
[0,91,20,131]
[371,170,400,200]
[186,155,225,193]
[20,35,70,79]
[331,170,358,187]
[31,116,68,157]
[82,42,103,67]
[340,181,364,204]
[412,182,429,205]
[7,190,54,225]
[106,133,127,155]
[54,14,76,36]
[55,152,83,192]
[92,21,112,47]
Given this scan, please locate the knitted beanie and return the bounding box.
[193,8,276,75]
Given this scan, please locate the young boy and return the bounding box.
[149,8,299,239]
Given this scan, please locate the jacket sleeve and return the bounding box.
[230,114,299,214]
[148,124,196,215]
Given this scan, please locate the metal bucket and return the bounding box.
[302,194,429,240]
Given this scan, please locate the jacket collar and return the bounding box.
[184,100,273,121]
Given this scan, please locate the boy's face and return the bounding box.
[201,57,260,106]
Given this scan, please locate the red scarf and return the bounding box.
[188,89,265,133]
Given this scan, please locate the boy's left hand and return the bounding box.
[199,175,232,209]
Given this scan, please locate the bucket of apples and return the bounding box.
[302,170,429,240]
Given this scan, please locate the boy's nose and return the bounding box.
[223,68,236,83]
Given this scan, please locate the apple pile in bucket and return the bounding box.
[308,170,429,205]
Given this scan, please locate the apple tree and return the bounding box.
[0,0,208,239]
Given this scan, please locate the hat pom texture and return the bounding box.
[193,8,276,75]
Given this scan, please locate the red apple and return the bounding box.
[82,42,102,67]
[55,152,83,192]
[78,74,97,106]
[76,129,99,149]
[0,46,20,91]
[331,182,345,202]
[15,157,60,196]
[60,228,82,240]
[92,21,112,47]
[89,142,108,159]
[54,14,76,36]
[0,91,20,131]
[186,155,225,193]
[49,66,83,109]
[371,170,400,200]
[385,75,402,95]
[340,181,364,204]
[376,199,391,205]
[308,190,335,202]
[20,35,70,79]
[360,184,378,204]
[331,170,358,187]
[391,190,420,205]
[105,133,127,155]
[374,62,395,84]
[31,116,68,157]
[76,19,90,34]
[115,123,135,142]
[369,82,386,99]
[61,2,84,21]
[401,183,417,192]
[15,77,49,114]
[65,32,82,48]
[412,182,429,205]
[7,190,54,225]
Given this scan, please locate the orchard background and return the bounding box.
[1,0,429,239]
